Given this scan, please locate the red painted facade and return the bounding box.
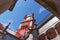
[15,13,35,40]
[0,23,4,30]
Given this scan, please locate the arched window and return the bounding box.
[46,28,57,40]
[38,34,46,40]
[55,22,60,35]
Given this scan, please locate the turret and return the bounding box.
[15,13,36,40]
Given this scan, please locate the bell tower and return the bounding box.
[15,13,36,40]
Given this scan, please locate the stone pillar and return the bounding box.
[31,30,39,40]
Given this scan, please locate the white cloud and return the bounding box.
[39,7,46,13]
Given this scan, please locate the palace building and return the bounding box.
[0,13,60,40]
[0,0,60,40]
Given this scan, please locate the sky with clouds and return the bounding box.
[0,0,52,31]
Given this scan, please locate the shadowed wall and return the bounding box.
[0,0,17,14]
[35,0,60,19]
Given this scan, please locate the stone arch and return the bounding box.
[55,22,60,35]
[38,33,46,40]
[46,28,57,40]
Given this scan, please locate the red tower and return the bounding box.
[15,13,36,40]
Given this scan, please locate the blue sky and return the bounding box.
[0,0,51,31]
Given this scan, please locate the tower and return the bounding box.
[15,13,36,40]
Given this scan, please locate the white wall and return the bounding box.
[39,16,60,35]
[39,16,60,40]
[7,29,16,35]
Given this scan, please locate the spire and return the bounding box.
[4,22,11,31]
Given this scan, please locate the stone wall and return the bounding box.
[38,22,60,40]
